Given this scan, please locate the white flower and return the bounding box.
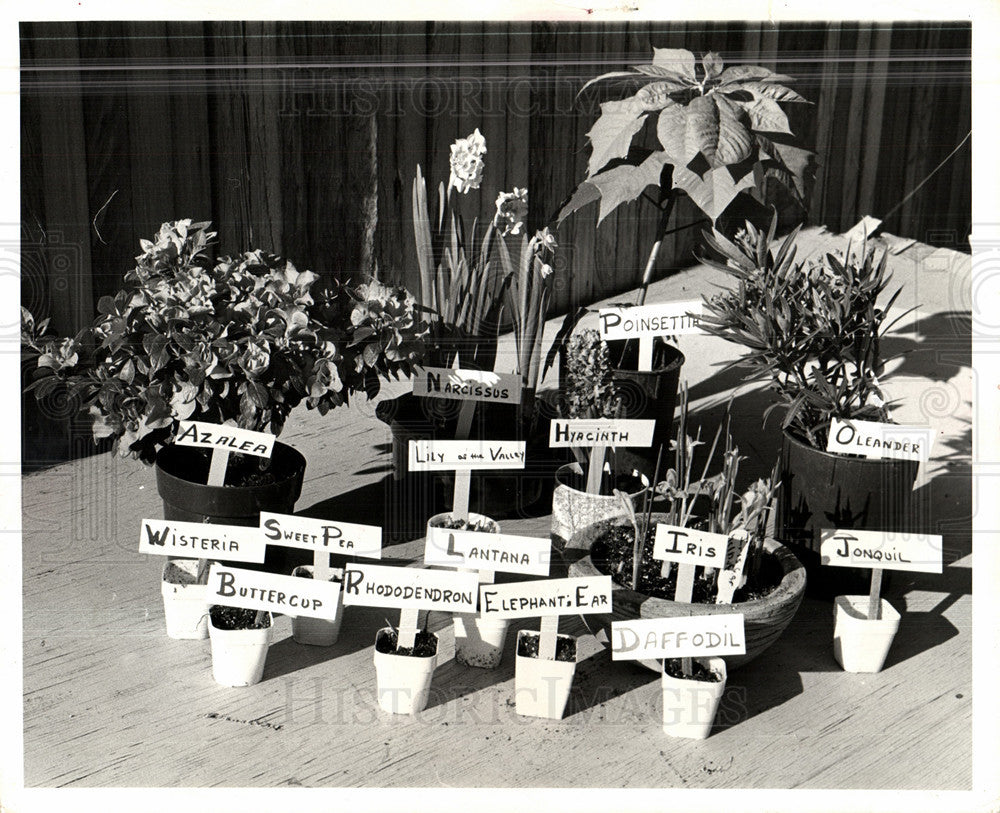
[494,187,528,236]
[538,262,554,279]
[448,128,487,194]
[533,226,558,255]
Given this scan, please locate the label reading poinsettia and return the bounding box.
[478,576,612,619]
[341,563,478,613]
[423,529,551,576]
[597,301,703,340]
[611,614,746,660]
[548,419,656,448]
[826,418,932,462]
[174,420,275,458]
[138,518,267,563]
[412,366,522,405]
[408,439,526,471]
[208,563,340,620]
[260,512,382,559]
[820,529,943,574]
[653,524,730,570]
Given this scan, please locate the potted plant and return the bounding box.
[514,628,577,720]
[161,558,211,640]
[372,623,439,715]
[207,605,273,687]
[289,565,345,647]
[661,656,727,739]
[697,216,919,595]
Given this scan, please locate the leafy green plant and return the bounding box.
[697,215,910,449]
[21,219,424,463]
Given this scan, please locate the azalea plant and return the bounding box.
[21,220,423,463]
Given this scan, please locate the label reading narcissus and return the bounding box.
[408,439,526,471]
[412,366,522,405]
[423,528,551,576]
[341,563,478,613]
[611,614,746,660]
[653,524,730,570]
[260,512,382,559]
[174,420,275,458]
[820,529,943,574]
[597,301,703,340]
[825,418,932,462]
[138,518,267,563]
[478,576,612,620]
[548,418,656,448]
[208,563,341,620]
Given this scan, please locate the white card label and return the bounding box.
[653,524,730,569]
[820,529,943,574]
[174,420,275,458]
[478,576,612,620]
[341,563,478,613]
[826,418,932,462]
[423,528,552,576]
[138,518,267,563]
[598,301,703,340]
[548,419,656,448]
[412,366,522,405]
[260,512,382,559]
[611,614,746,660]
[207,563,341,620]
[408,439,526,471]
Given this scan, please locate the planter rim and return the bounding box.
[781,426,919,468]
[606,338,686,377]
[834,594,901,624]
[661,655,727,685]
[515,628,578,663]
[155,439,306,496]
[374,626,439,659]
[208,608,273,631]
[554,461,651,496]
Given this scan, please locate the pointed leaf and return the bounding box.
[586,96,646,176]
[635,82,685,111]
[739,81,809,104]
[672,160,757,221]
[718,65,792,85]
[702,52,724,81]
[686,94,753,167]
[633,64,693,83]
[744,97,792,134]
[591,151,671,223]
[557,180,602,223]
[652,48,696,81]
[656,103,692,165]
[578,69,644,96]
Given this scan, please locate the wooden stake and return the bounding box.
[207,448,230,487]
[538,615,559,661]
[868,568,883,621]
[674,564,696,675]
[397,608,421,650]
[586,445,607,495]
[452,401,477,521]
[313,549,333,582]
[638,336,654,372]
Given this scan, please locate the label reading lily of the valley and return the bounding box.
[610,614,746,661]
[478,575,612,620]
[412,366,522,405]
[548,418,656,448]
[598,301,703,340]
[138,518,267,563]
[174,420,275,459]
[826,418,932,462]
[408,439,526,471]
[652,524,730,570]
[423,528,551,576]
[208,563,340,620]
[820,529,943,574]
[340,563,478,613]
[260,512,382,559]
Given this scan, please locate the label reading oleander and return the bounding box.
[825,418,932,462]
[341,563,478,613]
[820,529,943,574]
[174,420,275,458]
[208,563,341,620]
[423,529,551,576]
[548,419,656,448]
[138,518,267,563]
[408,439,526,471]
[611,614,746,660]
[653,524,730,570]
[598,301,703,340]
[260,512,382,559]
[478,576,612,620]
[412,366,522,405]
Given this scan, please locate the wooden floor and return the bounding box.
[19,228,973,790]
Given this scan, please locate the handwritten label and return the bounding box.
[423,529,551,576]
[341,563,478,613]
[598,301,703,340]
[826,418,932,462]
[412,366,522,405]
[138,518,266,563]
[259,512,382,560]
[653,524,730,570]
[408,439,526,471]
[208,563,341,620]
[478,576,612,620]
[174,420,275,459]
[610,614,746,660]
[548,419,656,448]
[820,529,943,574]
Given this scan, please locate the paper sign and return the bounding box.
[478,575,612,620]
[423,528,551,576]
[820,529,943,574]
[597,301,703,340]
[548,419,656,448]
[260,512,382,559]
[207,563,341,620]
[174,420,275,459]
[341,563,478,613]
[138,518,266,563]
[412,366,522,405]
[826,418,932,462]
[653,524,730,570]
[408,439,526,471]
[610,614,746,660]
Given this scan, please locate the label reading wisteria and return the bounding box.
[138,518,266,563]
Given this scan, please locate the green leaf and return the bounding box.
[739,81,809,104]
[685,95,753,167]
[652,48,696,81]
[633,64,693,84]
[717,65,793,85]
[578,70,643,97]
[702,52,724,81]
[634,82,685,111]
[672,160,757,221]
[586,96,646,176]
[591,151,670,223]
[656,102,691,165]
[744,97,792,134]
[557,178,602,223]
[757,136,812,198]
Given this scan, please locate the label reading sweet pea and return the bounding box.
[478,576,612,620]
[548,419,656,448]
[820,529,943,574]
[138,518,267,563]
[341,563,478,613]
[423,529,551,576]
[260,512,382,559]
[413,366,522,405]
[208,563,341,620]
[652,524,730,570]
[174,420,275,458]
[597,301,703,340]
[826,418,932,462]
[610,614,746,660]
[408,439,526,471]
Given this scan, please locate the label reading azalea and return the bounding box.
[208,564,340,620]
[260,512,382,559]
[652,524,730,570]
[423,528,551,576]
[548,419,656,448]
[826,418,932,462]
[138,518,267,563]
[478,576,612,620]
[174,420,275,459]
[611,614,746,660]
[820,529,943,574]
[598,301,703,340]
[408,439,526,471]
[412,366,522,405]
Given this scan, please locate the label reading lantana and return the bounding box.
[598,301,703,340]
[548,419,656,448]
[423,529,551,576]
[412,366,522,405]
[408,439,526,471]
[826,418,932,462]
[175,420,275,459]
[820,529,943,574]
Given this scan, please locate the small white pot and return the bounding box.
[290,566,344,647]
[453,613,509,669]
[833,595,901,673]
[661,657,727,740]
[514,630,577,720]
[551,462,652,551]
[372,627,438,715]
[425,511,500,565]
[161,559,210,640]
[208,611,273,687]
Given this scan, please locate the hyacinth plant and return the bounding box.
[21,220,424,464]
[561,328,620,420]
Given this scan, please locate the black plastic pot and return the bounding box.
[776,429,920,597]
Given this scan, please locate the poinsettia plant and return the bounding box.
[21,220,424,463]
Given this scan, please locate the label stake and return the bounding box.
[868,568,883,621]
[538,614,559,661]
[397,607,421,650]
